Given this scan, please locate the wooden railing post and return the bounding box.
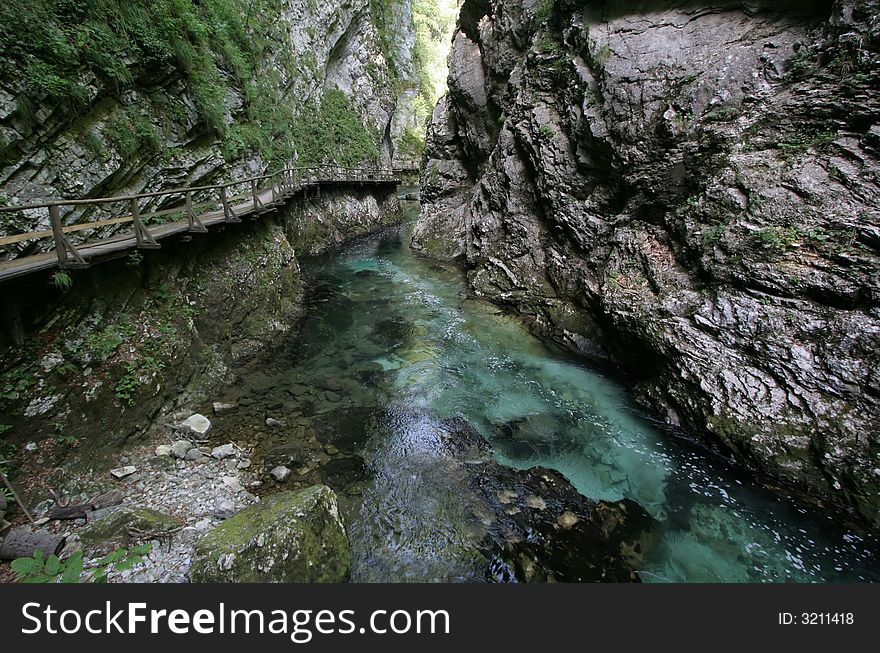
[251,179,263,211]
[220,185,240,223]
[132,199,160,249]
[49,205,88,268]
[186,191,207,233]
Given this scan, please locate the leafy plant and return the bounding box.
[11,550,84,583]
[114,362,139,405]
[11,544,152,583]
[91,544,153,583]
[52,270,73,291]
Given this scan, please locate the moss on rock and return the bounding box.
[189,485,350,583]
[79,506,182,554]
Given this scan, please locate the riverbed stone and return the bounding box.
[170,440,194,459]
[270,466,291,482]
[211,443,237,459]
[189,485,350,583]
[213,402,237,415]
[110,466,137,479]
[180,414,212,437]
[214,499,237,520]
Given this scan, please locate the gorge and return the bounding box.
[0,0,878,583]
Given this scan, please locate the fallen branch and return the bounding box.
[0,471,35,524]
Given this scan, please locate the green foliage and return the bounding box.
[370,0,402,79]
[91,544,153,583]
[533,0,555,25]
[539,124,555,139]
[777,129,837,157]
[409,0,456,119]
[751,226,801,255]
[11,544,152,583]
[398,127,426,160]
[52,270,73,291]
[785,47,815,78]
[114,362,139,405]
[104,105,161,161]
[11,550,84,583]
[704,104,741,123]
[593,43,612,73]
[84,318,136,361]
[702,223,727,246]
[289,90,380,167]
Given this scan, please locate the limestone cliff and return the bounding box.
[416,0,880,525]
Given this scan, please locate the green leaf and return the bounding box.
[130,543,153,556]
[61,554,84,583]
[23,574,53,584]
[11,557,41,575]
[45,555,61,576]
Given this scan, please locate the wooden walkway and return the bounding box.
[0,164,397,284]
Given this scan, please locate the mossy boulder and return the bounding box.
[189,485,350,583]
[79,506,182,554]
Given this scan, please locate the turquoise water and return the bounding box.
[219,196,878,582]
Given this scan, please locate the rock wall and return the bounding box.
[416,0,880,525]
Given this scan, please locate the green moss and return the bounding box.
[190,486,350,583]
[79,506,181,551]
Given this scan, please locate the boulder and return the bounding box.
[79,506,182,554]
[189,485,350,583]
[155,445,172,457]
[180,414,212,437]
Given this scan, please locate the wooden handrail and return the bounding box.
[0,163,399,278]
[0,164,394,211]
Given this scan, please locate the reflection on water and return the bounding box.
[215,195,878,582]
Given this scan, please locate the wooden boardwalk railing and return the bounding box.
[0,164,397,284]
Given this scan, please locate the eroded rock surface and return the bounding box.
[416,0,880,524]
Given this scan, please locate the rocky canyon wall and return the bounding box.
[415,0,880,525]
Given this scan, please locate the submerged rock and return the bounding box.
[354,411,655,582]
[445,419,655,582]
[189,485,350,583]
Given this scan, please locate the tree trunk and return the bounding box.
[0,528,65,560]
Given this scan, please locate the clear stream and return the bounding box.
[216,195,879,582]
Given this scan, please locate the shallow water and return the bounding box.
[216,195,878,582]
